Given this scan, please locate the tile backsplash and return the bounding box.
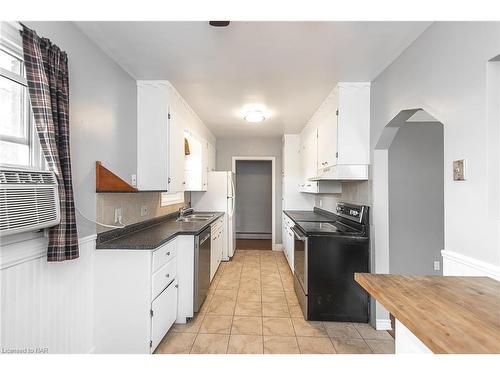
[96,191,191,233]
[314,180,372,213]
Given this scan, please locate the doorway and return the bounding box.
[372,108,445,328]
[232,157,275,251]
[373,109,445,275]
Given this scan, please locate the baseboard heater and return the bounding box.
[236,232,272,240]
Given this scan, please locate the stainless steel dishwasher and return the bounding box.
[194,227,211,312]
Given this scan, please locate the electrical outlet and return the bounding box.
[141,205,148,217]
[131,174,137,187]
[114,208,122,224]
[434,261,440,271]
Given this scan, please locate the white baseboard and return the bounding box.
[272,243,283,251]
[441,250,500,281]
[376,319,392,330]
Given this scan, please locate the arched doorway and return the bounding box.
[371,108,444,327]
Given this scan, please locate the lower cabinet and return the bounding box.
[210,217,224,280]
[151,280,178,350]
[94,238,178,354]
[282,214,294,272]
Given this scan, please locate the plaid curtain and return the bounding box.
[22,26,79,262]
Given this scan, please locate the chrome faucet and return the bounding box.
[179,206,193,218]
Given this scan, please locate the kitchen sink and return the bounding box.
[176,217,209,222]
[187,214,215,219]
[176,212,215,222]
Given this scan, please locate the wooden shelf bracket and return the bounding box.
[95,161,138,193]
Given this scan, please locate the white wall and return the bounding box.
[25,22,138,237]
[371,22,500,268]
[216,137,283,243]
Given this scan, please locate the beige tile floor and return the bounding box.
[154,249,394,354]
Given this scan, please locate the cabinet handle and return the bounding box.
[166,273,170,278]
[166,251,171,256]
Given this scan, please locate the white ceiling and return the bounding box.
[75,21,431,138]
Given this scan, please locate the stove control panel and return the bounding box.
[336,202,366,223]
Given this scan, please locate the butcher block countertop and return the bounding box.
[354,274,500,354]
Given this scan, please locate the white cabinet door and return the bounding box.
[151,280,177,352]
[317,110,338,170]
[208,143,216,171]
[201,140,209,191]
[299,129,319,192]
[168,108,186,192]
[282,220,287,254]
[337,84,370,165]
[137,82,169,191]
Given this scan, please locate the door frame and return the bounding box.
[231,156,277,250]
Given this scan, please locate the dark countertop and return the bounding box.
[283,208,367,237]
[95,211,224,250]
[283,207,337,224]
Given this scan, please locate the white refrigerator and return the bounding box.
[191,171,236,259]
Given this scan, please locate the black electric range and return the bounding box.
[292,202,370,322]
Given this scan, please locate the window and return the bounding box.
[160,192,185,206]
[0,22,43,168]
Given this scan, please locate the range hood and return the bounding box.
[308,164,369,181]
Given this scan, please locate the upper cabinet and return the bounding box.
[137,80,215,192]
[185,132,203,191]
[137,81,172,191]
[168,104,187,192]
[282,135,314,208]
[336,83,370,166]
[317,92,338,170]
[185,133,215,192]
[300,82,370,182]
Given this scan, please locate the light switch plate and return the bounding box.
[131,174,137,187]
[434,261,440,271]
[453,159,466,181]
[140,205,148,217]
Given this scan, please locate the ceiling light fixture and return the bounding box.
[244,110,266,123]
[209,21,230,27]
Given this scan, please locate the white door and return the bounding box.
[151,280,177,352]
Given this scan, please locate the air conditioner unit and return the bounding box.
[0,167,60,236]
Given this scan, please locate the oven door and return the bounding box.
[292,226,308,294]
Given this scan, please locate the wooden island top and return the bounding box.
[354,273,500,354]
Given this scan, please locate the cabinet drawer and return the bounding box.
[152,257,177,300]
[211,219,223,235]
[152,240,177,273]
[151,279,177,352]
